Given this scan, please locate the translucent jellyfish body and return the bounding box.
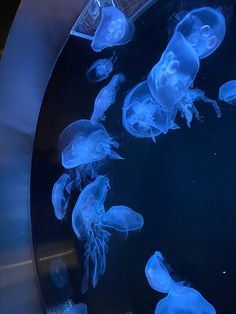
[72,175,144,292]
[91,73,125,123]
[145,251,216,314]
[147,31,200,112]
[91,6,134,52]
[86,54,117,83]
[68,303,87,314]
[145,251,175,293]
[175,7,226,59]
[176,87,221,127]
[219,80,236,105]
[51,173,72,220]
[59,119,122,169]
[49,258,68,288]
[122,81,178,141]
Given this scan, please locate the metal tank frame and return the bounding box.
[0,0,88,313]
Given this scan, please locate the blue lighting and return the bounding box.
[145,251,216,313]
[91,6,134,52]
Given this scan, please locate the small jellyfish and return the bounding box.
[68,303,87,314]
[147,31,200,112]
[58,119,122,170]
[91,6,134,52]
[175,7,226,59]
[49,258,68,289]
[52,173,72,220]
[145,251,216,314]
[72,175,144,292]
[176,87,221,127]
[122,81,178,142]
[219,80,236,105]
[91,73,125,123]
[86,53,117,83]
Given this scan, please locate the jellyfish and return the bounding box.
[52,173,72,220]
[68,303,87,314]
[145,251,176,293]
[147,31,200,112]
[174,7,226,59]
[145,251,216,314]
[72,175,144,292]
[49,258,68,289]
[86,53,117,83]
[91,6,134,52]
[59,119,122,170]
[91,73,125,123]
[176,87,221,127]
[219,80,236,105]
[122,81,179,142]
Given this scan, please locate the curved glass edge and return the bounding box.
[0,0,88,313]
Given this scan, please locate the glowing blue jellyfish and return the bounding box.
[49,258,68,288]
[68,303,87,314]
[86,53,117,83]
[175,7,226,59]
[72,175,144,293]
[102,205,144,233]
[219,80,236,105]
[91,6,134,52]
[145,251,216,314]
[176,87,221,127]
[145,251,175,293]
[59,119,122,170]
[122,81,178,142]
[91,73,125,123]
[52,173,72,220]
[147,31,200,112]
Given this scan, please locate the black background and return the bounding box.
[31,0,236,313]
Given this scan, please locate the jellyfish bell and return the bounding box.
[122,81,178,142]
[58,119,122,169]
[91,6,135,52]
[155,286,216,314]
[91,73,125,123]
[49,258,68,289]
[147,31,200,112]
[68,303,88,314]
[219,80,236,105]
[71,175,144,293]
[175,6,226,59]
[51,173,72,220]
[72,175,110,240]
[102,205,144,233]
[145,251,216,314]
[145,251,175,294]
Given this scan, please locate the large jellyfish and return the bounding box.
[91,6,134,52]
[91,73,125,123]
[72,175,144,293]
[174,7,226,59]
[147,31,200,112]
[145,251,216,314]
[86,53,117,83]
[68,303,87,314]
[52,173,72,220]
[59,119,122,170]
[122,81,178,142]
[219,80,236,105]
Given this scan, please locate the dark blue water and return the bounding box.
[31,1,236,313]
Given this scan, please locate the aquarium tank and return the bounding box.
[0,0,236,313]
